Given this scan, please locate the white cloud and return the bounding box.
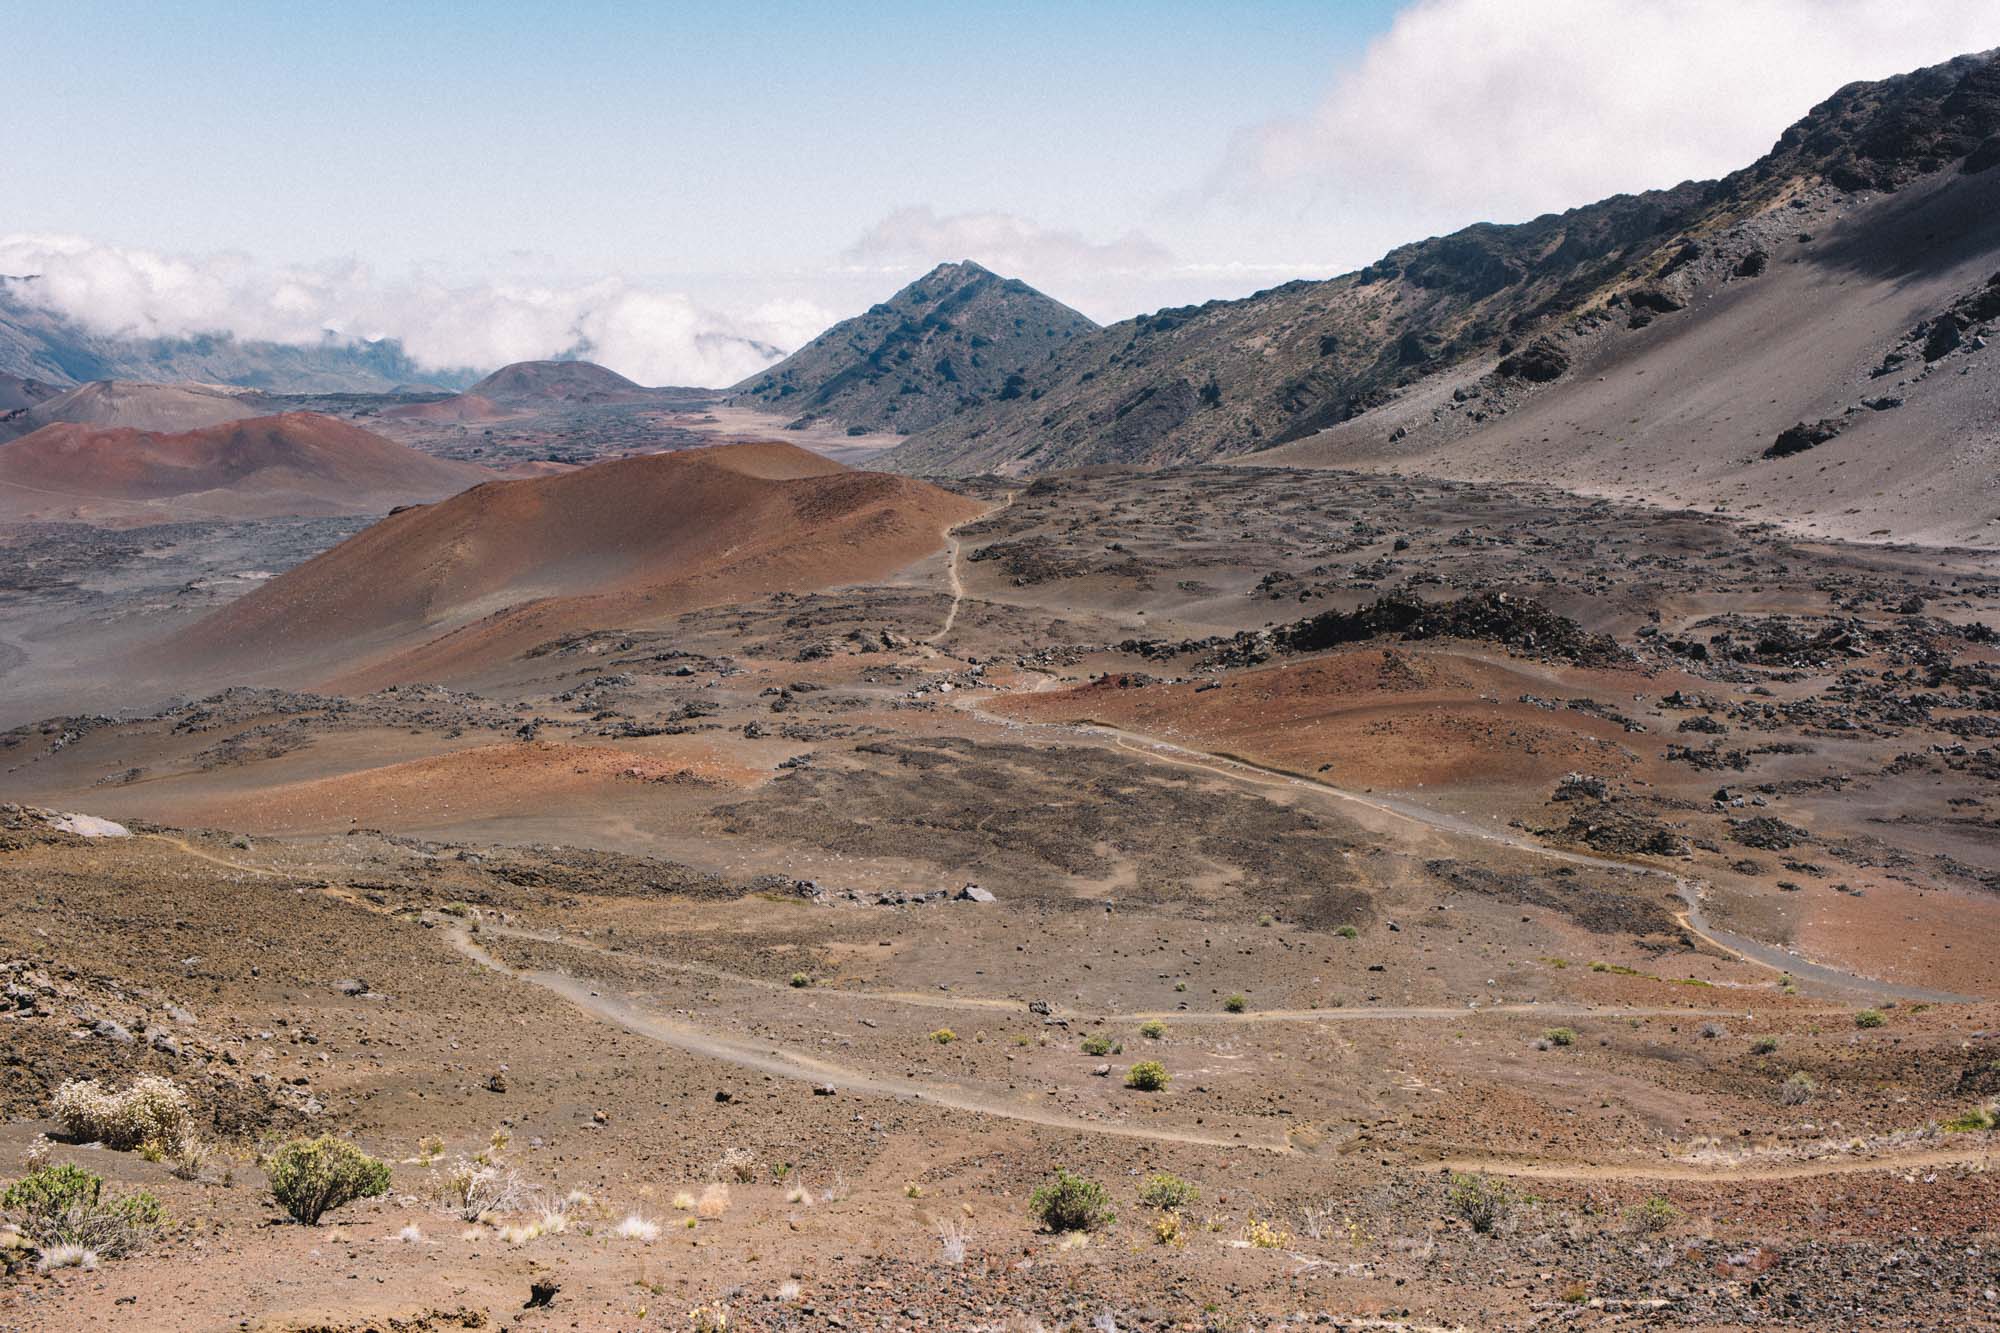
[0,233,819,387]
[1208,0,2000,263]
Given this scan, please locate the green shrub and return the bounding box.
[264,1136,392,1225]
[1543,1027,1576,1047]
[788,973,811,988]
[1124,1060,1170,1091]
[1028,1169,1112,1232]
[1780,1071,1816,1105]
[1335,925,1359,939]
[1223,994,1247,1013]
[929,1028,957,1045]
[1943,1106,1997,1133]
[1750,1036,1780,1055]
[3,1164,162,1258]
[1855,1009,1885,1029]
[1080,1034,1120,1057]
[1138,1019,1167,1040]
[1630,1195,1679,1232]
[4,1162,101,1214]
[1447,1172,1510,1234]
[1136,1172,1198,1210]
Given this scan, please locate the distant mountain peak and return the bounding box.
[729,264,1096,434]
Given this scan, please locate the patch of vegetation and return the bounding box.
[51,1076,194,1154]
[929,1028,958,1045]
[789,972,812,988]
[1139,1019,1167,1040]
[1630,1195,1680,1232]
[1223,993,1247,1013]
[1136,1172,1198,1210]
[1543,1027,1576,1047]
[1125,1060,1171,1091]
[1028,1169,1113,1232]
[1080,1033,1121,1056]
[1751,1036,1780,1055]
[1447,1172,1511,1234]
[1335,925,1359,939]
[1780,1071,1817,1105]
[3,1163,164,1260]
[264,1136,393,1225]
[1855,1009,1886,1029]
[1943,1106,1997,1133]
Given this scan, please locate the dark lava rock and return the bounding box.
[1764,418,1844,459]
[1495,337,1570,383]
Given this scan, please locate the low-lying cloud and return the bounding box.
[0,233,828,387]
[1207,0,2000,263]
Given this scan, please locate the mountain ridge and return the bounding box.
[876,50,2000,483]
[727,260,1096,434]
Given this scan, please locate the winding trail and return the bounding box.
[475,919,1751,1025]
[443,921,1291,1153]
[1434,1142,1998,1183]
[927,490,1015,646]
[953,700,1977,1005]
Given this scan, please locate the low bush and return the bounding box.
[1630,1195,1679,1232]
[1780,1071,1817,1105]
[1080,1034,1119,1057]
[1223,994,1247,1013]
[1943,1105,1997,1133]
[1750,1036,1780,1055]
[929,1028,957,1045]
[51,1076,194,1154]
[1124,1060,1170,1091]
[1136,1172,1198,1210]
[1138,1019,1167,1040]
[3,1163,163,1259]
[431,1154,525,1221]
[1028,1169,1112,1232]
[1447,1172,1511,1234]
[1855,1009,1885,1029]
[1543,1027,1576,1047]
[264,1136,392,1225]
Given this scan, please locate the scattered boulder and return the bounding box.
[1764,418,1843,460]
[1495,337,1570,383]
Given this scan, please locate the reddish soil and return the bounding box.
[158,441,982,690]
[0,413,493,521]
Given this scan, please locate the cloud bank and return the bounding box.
[1208,0,2000,263]
[0,233,827,387]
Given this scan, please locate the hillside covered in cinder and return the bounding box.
[879,50,2000,539]
[729,261,1096,434]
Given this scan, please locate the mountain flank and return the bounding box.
[0,412,494,522]
[875,50,2000,528]
[728,261,1096,434]
[158,440,982,690]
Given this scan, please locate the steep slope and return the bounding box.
[0,412,495,521]
[158,441,982,688]
[728,261,1097,434]
[0,283,477,393]
[0,373,59,413]
[1257,163,2000,547]
[885,50,2000,480]
[0,379,270,441]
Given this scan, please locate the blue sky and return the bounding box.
[13,1,1396,275]
[6,1,1995,384]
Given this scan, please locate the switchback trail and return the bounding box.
[441,921,1290,1153]
[1435,1142,1999,1183]
[927,490,1015,646]
[474,919,1751,1025]
[954,698,1977,1005]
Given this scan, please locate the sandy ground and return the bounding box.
[3,464,1999,1329]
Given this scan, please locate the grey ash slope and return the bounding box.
[727,261,1096,433]
[881,50,2000,487]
